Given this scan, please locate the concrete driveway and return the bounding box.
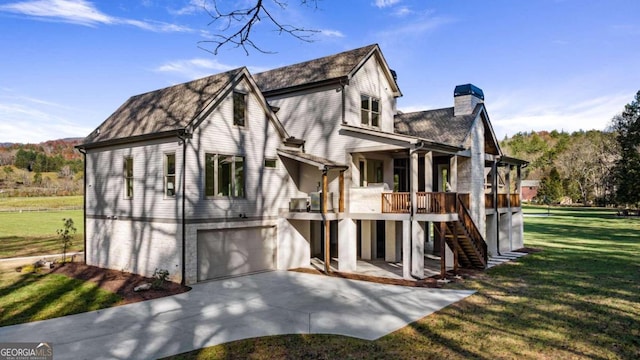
[0,271,475,359]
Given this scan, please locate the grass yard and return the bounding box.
[165,207,640,359]
[0,195,83,211]
[0,210,84,258]
[0,270,121,327]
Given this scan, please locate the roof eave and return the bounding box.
[76,129,184,150]
[261,76,347,97]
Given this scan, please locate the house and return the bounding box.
[77,44,526,285]
[521,180,540,202]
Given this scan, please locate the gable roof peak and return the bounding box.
[81,67,246,146]
[254,44,399,94]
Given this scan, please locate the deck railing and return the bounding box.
[510,194,521,207]
[381,192,410,213]
[382,192,457,214]
[381,192,523,214]
[484,193,522,208]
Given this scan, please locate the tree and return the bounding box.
[537,168,563,203]
[556,135,600,204]
[611,91,640,206]
[56,218,76,264]
[200,0,319,55]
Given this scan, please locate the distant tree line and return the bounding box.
[13,148,82,173]
[0,139,83,196]
[501,90,640,207]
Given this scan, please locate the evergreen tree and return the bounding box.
[611,91,640,206]
[537,167,563,203]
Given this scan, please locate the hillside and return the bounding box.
[0,138,84,197]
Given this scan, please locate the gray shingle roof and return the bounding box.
[394,107,478,147]
[254,44,378,93]
[83,68,244,145]
[277,149,347,169]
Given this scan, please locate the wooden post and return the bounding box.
[339,171,345,213]
[440,222,447,279]
[453,224,459,274]
[322,170,330,273]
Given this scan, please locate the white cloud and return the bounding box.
[0,0,112,25]
[0,0,194,33]
[170,0,207,16]
[490,92,629,138]
[155,58,236,79]
[154,58,270,80]
[319,29,345,38]
[392,6,412,17]
[0,93,93,143]
[374,0,401,8]
[377,11,453,38]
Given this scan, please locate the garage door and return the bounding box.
[197,226,276,281]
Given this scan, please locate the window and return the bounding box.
[124,157,133,198]
[205,154,245,198]
[233,91,246,127]
[165,153,176,197]
[361,95,380,127]
[264,158,277,168]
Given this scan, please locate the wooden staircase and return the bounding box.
[436,194,488,270]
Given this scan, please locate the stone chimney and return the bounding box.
[454,84,484,116]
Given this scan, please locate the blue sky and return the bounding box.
[1,0,638,143]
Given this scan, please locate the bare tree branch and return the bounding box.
[198,0,320,55]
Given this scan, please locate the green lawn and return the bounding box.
[0,195,83,211]
[0,210,84,258]
[0,270,121,327]
[165,207,640,359]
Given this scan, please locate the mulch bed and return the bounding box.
[48,263,190,305]
[42,248,541,303]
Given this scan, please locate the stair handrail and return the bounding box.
[456,194,488,266]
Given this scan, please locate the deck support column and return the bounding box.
[424,151,433,192]
[449,155,458,191]
[361,220,372,260]
[384,220,398,262]
[339,171,345,213]
[402,220,411,279]
[440,222,447,279]
[411,220,425,278]
[322,170,330,273]
[338,218,356,272]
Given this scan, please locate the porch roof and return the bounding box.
[341,124,463,153]
[394,107,477,147]
[499,155,529,167]
[277,149,348,171]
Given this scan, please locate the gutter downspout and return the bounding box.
[340,80,347,124]
[78,147,87,264]
[177,130,191,286]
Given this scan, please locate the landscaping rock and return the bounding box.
[134,283,152,292]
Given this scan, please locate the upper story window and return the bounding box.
[165,153,176,197]
[361,95,380,128]
[264,158,277,169]
[233,91,246,127]
[205,154,245,198]
[124,157,133,199]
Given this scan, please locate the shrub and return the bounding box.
[152,268,170,289]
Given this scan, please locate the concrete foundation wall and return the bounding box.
[276,219,311,271]
[86,218,182,282]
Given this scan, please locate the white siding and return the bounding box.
[184,77,295,220]
[346,55,398,133]
[85,138,183,220]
